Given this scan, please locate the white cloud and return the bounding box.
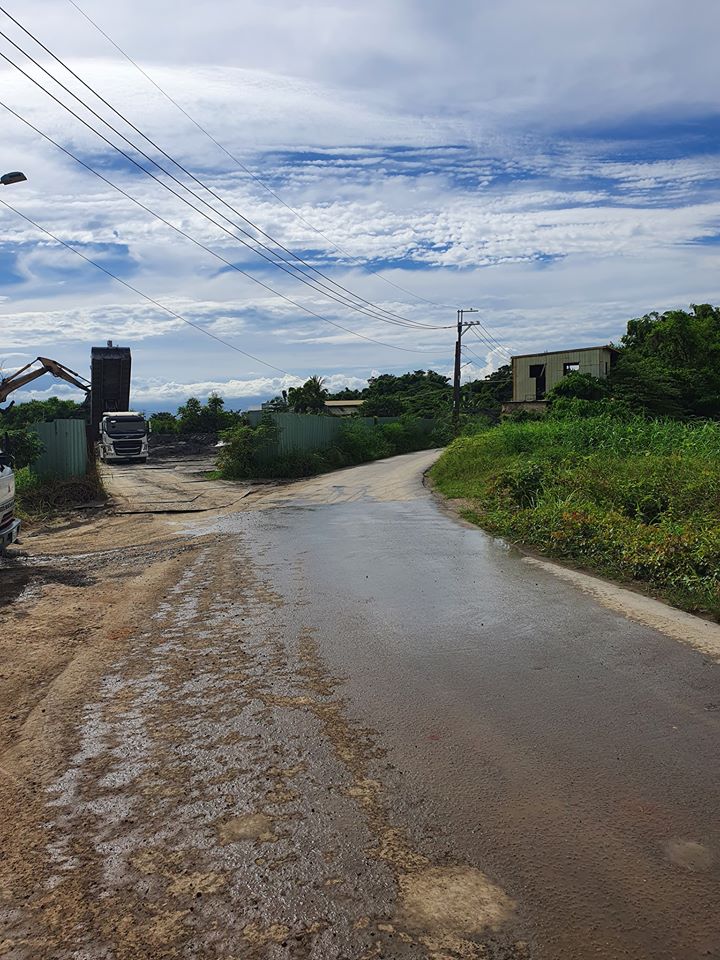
[0,0,718,405]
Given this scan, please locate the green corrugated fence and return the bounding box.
[246,411,438,465]
[31,419,88,479]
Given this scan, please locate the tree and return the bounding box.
[330,387,362,400]
[463,365,512,412]
[177,397,203,432]
[149,412,179,434]
[360,395,405,417]
[609,304,720,418]
[265,392,289,411]
[199,393,237,432]
[175,394,242,433]
[4,428,44,468]
[349,370,452,419]
[287,376,329,413]
[0,397,87,428]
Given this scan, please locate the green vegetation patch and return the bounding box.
[217,414,449,480]
[430,413,720,619]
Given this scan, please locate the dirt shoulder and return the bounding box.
[0,457,238,781]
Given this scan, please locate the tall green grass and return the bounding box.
[430,415,720,619]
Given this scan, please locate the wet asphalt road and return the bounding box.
[218,451,720,959]
[9,450,719,959]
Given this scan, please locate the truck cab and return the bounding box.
[0,444,20,551]
[98,411,148,463]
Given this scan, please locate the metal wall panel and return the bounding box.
[31,419,88,479]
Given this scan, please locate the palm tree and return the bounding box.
[287,376,329,413]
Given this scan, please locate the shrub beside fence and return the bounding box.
[218,412,443,479]
[245,412,438,467]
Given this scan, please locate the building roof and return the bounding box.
[511,345,620,360]
[324,399,364,407]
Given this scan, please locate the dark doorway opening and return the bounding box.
[529,363,546,400]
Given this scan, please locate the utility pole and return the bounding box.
[453,308,481,430]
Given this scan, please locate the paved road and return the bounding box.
[3,451,719,959]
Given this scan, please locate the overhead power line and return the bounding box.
[461,341,511,377]
[0,100,429,355]
[468,322,513,359]
[0,196,296,376]
[461,329,504,362]
[64,0,458,312]
[0,45,428,335]
[0,10,451,334]
[461,343,488,365]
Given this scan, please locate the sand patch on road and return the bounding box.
[399,865,515,935]
[217,812,275,843]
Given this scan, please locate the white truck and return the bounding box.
[0,444,20,552]
[98,411,149,463]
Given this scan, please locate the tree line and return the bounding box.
[2,304,718,439]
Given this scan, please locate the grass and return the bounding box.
[14,462,106,522]
[430,414,720,620]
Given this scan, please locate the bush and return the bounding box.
[4,428,44,469]
[379,417,427,455]
[547,372,610,402]
[215,415,279,479]
[337,419,392,464]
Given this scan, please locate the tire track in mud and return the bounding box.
[1,535,526,960]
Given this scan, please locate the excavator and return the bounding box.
[0,357,91,552]
[0,356,91,405]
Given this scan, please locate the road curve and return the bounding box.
[3,449,719,960]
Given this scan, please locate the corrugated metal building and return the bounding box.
[510,345,619,404]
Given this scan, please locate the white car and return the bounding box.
[0,458,20,551]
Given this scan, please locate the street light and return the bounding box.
[0,171,27,186]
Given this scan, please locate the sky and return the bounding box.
[0,0,719,411]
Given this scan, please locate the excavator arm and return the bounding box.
[0,356,91,403]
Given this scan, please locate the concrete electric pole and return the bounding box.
[453,308,482,429]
